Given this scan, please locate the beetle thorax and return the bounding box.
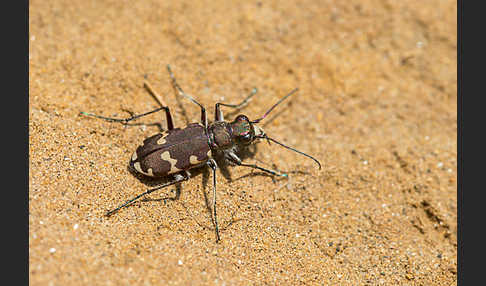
[208,121,234,150]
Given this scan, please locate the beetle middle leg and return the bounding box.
[226,151,288,177]
[206,158,221,242]
[214,88,258,122]
[105,171,189,216]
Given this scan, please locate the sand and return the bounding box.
[29,0,457,285]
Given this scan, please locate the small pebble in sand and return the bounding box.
[49,248,56,254]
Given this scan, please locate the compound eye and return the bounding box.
[236,114,249,122]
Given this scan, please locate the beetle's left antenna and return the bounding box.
[251,88,299,124]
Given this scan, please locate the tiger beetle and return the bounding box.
[80,65,321,242]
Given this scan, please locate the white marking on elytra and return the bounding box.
[207,150,212,158]
[157,132,169,145]
[133,162,154,176]
[131,151,137,161]
[161,151,181,174]
[157,136,167,145]
[190,155,201,165]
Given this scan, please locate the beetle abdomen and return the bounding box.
[130,123,212,177]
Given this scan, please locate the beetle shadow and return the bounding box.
[121,143,293,238]
[125,167,182,204]
[123,162,245,237]
[213,143,259,183]
[126,164,206,200]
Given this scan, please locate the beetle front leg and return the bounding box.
[226,151,288,177]
[207,158,221,242]
[215,88,257,122]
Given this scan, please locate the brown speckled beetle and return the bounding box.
[80,65,321,242]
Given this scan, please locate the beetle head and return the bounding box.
[230,114,264,146]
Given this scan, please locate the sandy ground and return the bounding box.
[29,0,457,285]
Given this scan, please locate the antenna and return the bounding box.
[260,135,321,169]
[251,88,299,123]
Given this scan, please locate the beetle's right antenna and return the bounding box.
[258,134,321,170]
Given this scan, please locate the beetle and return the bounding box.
[80,65,321,242]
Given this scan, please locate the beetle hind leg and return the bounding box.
[166,65,208,128]
[105,172,189,217]
[80,106,174,130]
[80,81,175,130]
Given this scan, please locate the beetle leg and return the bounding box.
[167,65,208,128]
[80,106,174,130]
[105,172,189,217]
[143,80,174,130]
[226,151,288,177]
[214,88,257,122]
[207,158,221,242]
[81,81,174,130]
